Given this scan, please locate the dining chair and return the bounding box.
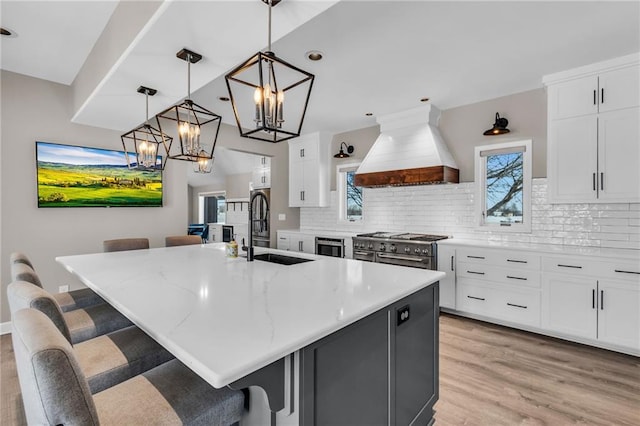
[12,308,245,426]
[10,254,103,312]
[165,235,203,247]
[103,238,150,252]
[7,280,132,345]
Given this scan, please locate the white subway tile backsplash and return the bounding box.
[299,179,638,250]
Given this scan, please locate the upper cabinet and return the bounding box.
[288,132,331,207]
[252,155,271,189]
[544,54,640,204]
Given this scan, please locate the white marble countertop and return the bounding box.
[57,245,443,388]
[438,238,640,260]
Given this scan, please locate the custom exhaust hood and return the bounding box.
[354,105,459,187]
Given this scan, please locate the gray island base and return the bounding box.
[234,284,439,426]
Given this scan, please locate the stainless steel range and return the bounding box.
[352,232,449,270]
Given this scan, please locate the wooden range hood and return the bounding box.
[354,105,459,187]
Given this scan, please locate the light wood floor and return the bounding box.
[1,314,638,425]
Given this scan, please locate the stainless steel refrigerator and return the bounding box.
[250,188,270,248]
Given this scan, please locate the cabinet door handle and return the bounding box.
[467,295,485,301]
[467,255,485,260]
[302,191,305,201]
[600,290,604,310]
[450,255,454,271]
[507,303,528,309]
[300,191,304,201]
[506,275,527,281]
[467,270,485,275]
[600,172,604,191]
[593,89,597,105]
[507,259,527,264]
[601,88,604,104]
[592,289,596,309]
[558,264,582,269]
[614,269,640,275]
[299,241,303,251]
[593,173,596,191]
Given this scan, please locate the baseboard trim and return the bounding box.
[0,321,11,335]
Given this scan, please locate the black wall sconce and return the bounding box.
[334,142,354,158]
[483,113,510,135]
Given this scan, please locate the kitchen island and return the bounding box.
[57,244,443,425]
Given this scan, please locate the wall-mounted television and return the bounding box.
[36,141,163,207]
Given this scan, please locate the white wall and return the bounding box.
[0,70,188,323]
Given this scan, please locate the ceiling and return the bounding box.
[2,1,639,186]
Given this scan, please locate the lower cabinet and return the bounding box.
[276,232,315,254]
[437,245,456,309]
[300,285,438,426]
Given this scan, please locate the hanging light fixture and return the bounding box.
[334,142,354,158]
[156,48,221,173]
[121,86,172,171]
[483,112,510,135]
[225,0,315,143]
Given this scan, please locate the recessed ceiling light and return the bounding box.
[1,27,16,37]
[365,112,373,116]
[218,96,230,102]
[420,97,430,102]
[306,50,323,61]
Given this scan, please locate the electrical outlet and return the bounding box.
[58,285,69,293]
[396,304,410,326]
[278,213,286,221]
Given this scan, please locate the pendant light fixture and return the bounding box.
[225,0,315,143]
[483,112,510,135]
[156,48,221,173]
[334,142,354,158]
[121,86,172,171]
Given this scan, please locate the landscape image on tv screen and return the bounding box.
[36,141,163,207]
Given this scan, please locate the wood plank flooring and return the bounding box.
[1,313,638,425]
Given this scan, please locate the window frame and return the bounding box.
[474,139,532,233]
[336,162,364,224]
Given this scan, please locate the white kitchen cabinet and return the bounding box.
[288,132,330,207]
[436,245,456,309]
[544,55,640,203]
[277,231,315,254]
[276,233,290,250]
[542,255,640,351]
[252,156,271,189]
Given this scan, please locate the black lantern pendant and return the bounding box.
[156,49,221,173]
[483,112,510,135]
[225,0,314,143]
[121,86,172,171]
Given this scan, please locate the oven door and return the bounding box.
[353,250,375,262]
[375,252,433,269]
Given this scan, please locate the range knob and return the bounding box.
[404,247,411,253]
[422,249,429,255]
[379,243,386,251]
[368,243,374,250]
[360,243,366,249]
[414,248,421,254]
[390,245,397,253]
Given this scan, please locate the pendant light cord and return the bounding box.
[267,0,272,52]
[187,55,191,100]
[145,90,149,125]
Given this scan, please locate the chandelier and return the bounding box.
[225,0,314,143]
[156,48,221,173]
[121,86,172,171]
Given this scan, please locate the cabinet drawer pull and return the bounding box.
[467,271,485,275]
[467,255,485,259]
[506,275,527,281]
[467,295,485,301]
[507,259,527,264]
[614,269,640,275]
[507,303,527,309]
[557,264,582,269]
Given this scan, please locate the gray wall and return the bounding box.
[0,70,188,323]
[440,88,547,182]
[330,126,380,190]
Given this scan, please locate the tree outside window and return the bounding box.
[346,170,363,221]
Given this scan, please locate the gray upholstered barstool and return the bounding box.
[7,280,132,344]
[103,238,150,252]
[10,255,103,312]
[12,308,245,425]
[165,235,203,247]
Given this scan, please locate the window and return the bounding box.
[475,139,532,232]
[337,163,363,222]
[199,191,226,224]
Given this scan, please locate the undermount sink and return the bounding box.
[253,253,314,266]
